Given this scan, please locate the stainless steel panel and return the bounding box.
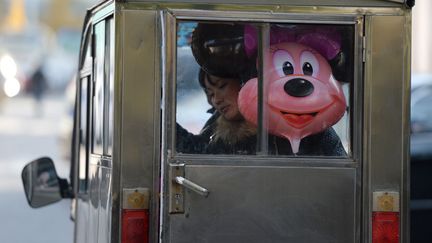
[171,9,360,23]
[123,0,407,8]
[169,166,356,243]
[118,7,159,243]
[110,4,122,243]
[88,162,101,243]
[75,198,90,243]
[122,3,406,20]
[120,8,157,195]
[98,166,112,243]
[364,14,410,242]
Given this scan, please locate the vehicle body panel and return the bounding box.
[169,166,356,243]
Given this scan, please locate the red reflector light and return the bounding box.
[121,209,149,243]
[372,212,399,243]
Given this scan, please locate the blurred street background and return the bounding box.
[0,94,73,243]
[0,0,97,242]
[0,0,431,242]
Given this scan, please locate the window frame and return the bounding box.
[92,20,106,155]
[164,10,364,165]
[77,75,91,194]
[73,24,93,196]
[91,16,115,157]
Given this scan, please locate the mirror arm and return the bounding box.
[58,177,74,198]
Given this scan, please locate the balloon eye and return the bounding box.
[283,62,294,75]
[302,62,313,76]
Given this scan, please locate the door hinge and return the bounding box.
[362,35,367,63]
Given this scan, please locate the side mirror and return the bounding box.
[21,157,71,208]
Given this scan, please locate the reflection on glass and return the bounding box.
[108,17,115,155]
[92,21,105,155]
[175,21,353,157]
[21,157,62,208]
[78,77,89,192]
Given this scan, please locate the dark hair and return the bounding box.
[198,66,256,91]
[198,68,207,89]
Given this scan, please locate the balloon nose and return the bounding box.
[284,78,314,97]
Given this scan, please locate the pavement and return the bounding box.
[0,93,74,243]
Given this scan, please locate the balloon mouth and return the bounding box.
[271,102,335,129]
[280,111,317,128]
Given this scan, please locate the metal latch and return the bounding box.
[362,35,367,63]
[169,164,185,213]
[169,163,209,214]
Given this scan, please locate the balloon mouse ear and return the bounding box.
[296,27,351,82]
[243,24,297,58]
[295,28,342,60]
[328,51,348,82]
[191,23,250,78]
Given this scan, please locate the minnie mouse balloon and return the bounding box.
[238,42,346,154]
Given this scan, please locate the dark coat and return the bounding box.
[176,113,347,156]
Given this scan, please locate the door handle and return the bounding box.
[169,163,209,213]
[174,176,209,197]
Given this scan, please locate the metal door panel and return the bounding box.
[169,166,356,243]
[98,166,112,243]
[88,162,101,243]
[363,14,410,242]
[75,198,90,243]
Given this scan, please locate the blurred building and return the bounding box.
[0,0,98,92]
[412,0,432,74]
[40,0,92,32]
[0,0,95,31]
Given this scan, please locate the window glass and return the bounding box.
[78,76,90,192]
[106,17,114,155]
[175,21,353,157]
[175,22,258,155]
[92,21,105,155]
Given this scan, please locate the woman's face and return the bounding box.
[204,74,243,121]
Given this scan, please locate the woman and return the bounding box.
[176,69,257,155]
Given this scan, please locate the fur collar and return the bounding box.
[211,116,257,145]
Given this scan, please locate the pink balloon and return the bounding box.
[238,42,346,154]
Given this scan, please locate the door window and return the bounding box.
[75,27,93,194]
[78,76,90,193]
[175,21,354,157]
[93,21,105,155]
[92,17,114,156]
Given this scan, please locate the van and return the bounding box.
[22,1,414,242]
